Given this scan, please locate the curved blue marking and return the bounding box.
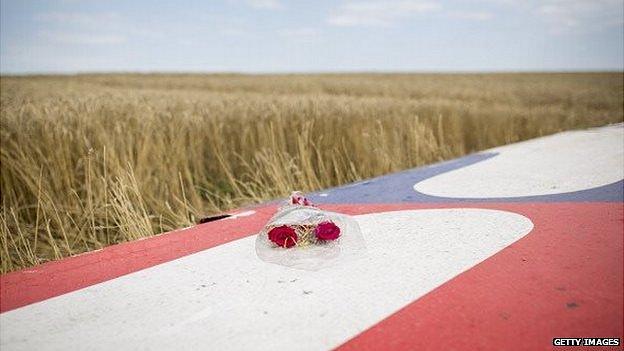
[308,152,624,203]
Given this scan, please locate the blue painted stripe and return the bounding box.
[307,152,624,203]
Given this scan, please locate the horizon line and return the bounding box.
[2,69,623,77]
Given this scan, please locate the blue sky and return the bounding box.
[1,0,623,74]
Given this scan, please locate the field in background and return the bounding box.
[1,72,622,272]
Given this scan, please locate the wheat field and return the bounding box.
[1,72,622,273]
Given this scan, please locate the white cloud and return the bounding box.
[458,0,622,34]
[278,28,320,37]
[39,30,126,45]
[520,0,621,34]
[277,27,321,43]
[34,12,121,27]
[219,28,247,36]
[34,11,127,45]
[247,0,282,10]
[327,0,440,27]
[33,11,134,45]
[448,11,494,21]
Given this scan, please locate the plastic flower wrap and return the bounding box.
[255,191,366,270]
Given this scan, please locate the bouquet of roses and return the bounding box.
[255,191,365,270]
[266,192,341,248]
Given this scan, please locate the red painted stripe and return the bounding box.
[336,203,623,351]
[0,203,473,312]
[0,206,282,312]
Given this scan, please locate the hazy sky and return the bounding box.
[1,0,623,74]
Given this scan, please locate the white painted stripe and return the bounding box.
[0,209,533,351]
[413,124,624,198]
[224,210,256,220]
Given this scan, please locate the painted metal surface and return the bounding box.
[1,124,622,350]
[413,125,623,199]
[308,124,624,204]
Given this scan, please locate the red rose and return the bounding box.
[315,221,340,241]
[290,191,313,206]
[268,225,298,248]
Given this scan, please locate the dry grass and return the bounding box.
[1,72,622,273]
